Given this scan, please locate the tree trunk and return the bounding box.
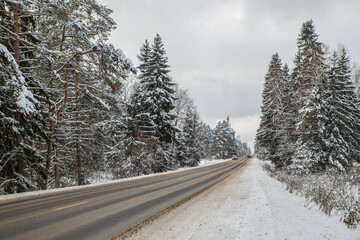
[76,141,84,185]
[50,26,67,188]
[13,3,25,193]
[45,118,54,189]
[13,4,20,63]
[75,54,84,185]
[54,157,60,188]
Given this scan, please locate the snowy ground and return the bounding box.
[198,158,224,166]
[0,158,225,202]
[126,158,360,240]
[88,159,222,183]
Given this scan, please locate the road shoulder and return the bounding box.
[124,158,360,240]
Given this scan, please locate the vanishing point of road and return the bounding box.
[0,158,247,240]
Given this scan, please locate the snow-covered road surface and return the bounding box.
[126,158,360,240]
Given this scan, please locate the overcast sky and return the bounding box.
[97,0,360,150]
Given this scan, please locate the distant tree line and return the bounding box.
[255,20,360,172]
[0,0,249,194]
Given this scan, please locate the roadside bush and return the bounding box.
[262,162,360,228]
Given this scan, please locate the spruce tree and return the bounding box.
[255,53,285,166]
[289,20,328,171]
[177,106,200,167]
[325,47,360,166]
[211,121,226,159]
[296,20,326,96]
[353,66,360,101]
[224,116,237,157]
[211,117,237,159]
[0,44,45,193]
[133,34,178,172]
[197,122,213,158]
[36,0,129,187]
[291,45,357,172]
[292,20,326,142]
[0,1,47,193]
[291,82,328,172]
[277,64,296,166]
[148,34,178,144]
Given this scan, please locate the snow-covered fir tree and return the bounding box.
[277,64,297,165]
[211,117,238,159]
[295,20,326,99]
[353,65,360,101]
[224,116,238,157]
[257,20,360,173]
[211,121,226,159]
[197,122,213,158]
[325,47,360,166]
[173,87,199,167]
[290,23,353,172]
[35,0,133,187]
[129,34,178,173]
[0,43,46,193]
[173,87,195,130]
[176,106,201,167]
[0,0,135,190]
[148,34,178,144]
[235,136,251,156]
[255,53,286,167]
[290,81,329,172]
[0,1,47,194]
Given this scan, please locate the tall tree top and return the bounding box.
[137,39,151,81]
[297,20,320,47]
[264,53,283,91]
[138,40,151,62]
[150,33,171,76]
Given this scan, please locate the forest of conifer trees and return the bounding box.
[0,0,250,194]
[256,20,360,228]
[256,20,360,173]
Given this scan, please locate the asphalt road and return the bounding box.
[0,158,247,240]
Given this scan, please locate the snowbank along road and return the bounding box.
[0,158,247,240]
[126,158,360,240]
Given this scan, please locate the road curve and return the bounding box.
[0,158,247,240]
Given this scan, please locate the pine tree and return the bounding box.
[197,122,213,158]
[114,81,154,177]
[173,87,198,167]
[224,116,237,157]
[289,20,328,171]
[0,43,45,193]
[325,47,360,166]
[296,20,326,96]
[290,82,328,172]
[211,117,237,159]
[0,1,47,193]
[255,53,285,166]
[291,47,357,172]
[277,64,296,165]
[173,87,195,129]
[176,106,200,167]
[291,20,326,146]
[237,140,251,156]
[256,20,360,172]
[353,65,360,101]
[39,0,133,187]
[131,34,178,173]
[148,34,178,144]
[211,121,226,159]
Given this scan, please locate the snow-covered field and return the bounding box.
[126,158,360,240]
